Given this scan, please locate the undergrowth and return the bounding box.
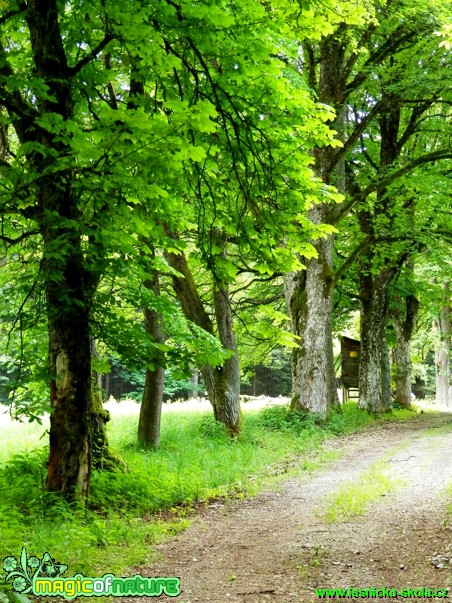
[0,402,417,584]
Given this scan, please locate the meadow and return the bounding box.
[0,400,417,582]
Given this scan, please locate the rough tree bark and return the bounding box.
[285,35,345,417]
[435,282,451,406]
[381,333,392,412]
[358,267,393,413]
[393,294,419,408]
[138,263,165,448]
[90,339,119,470]
[165,246,241,434]
[210,282,241,433]
[285,215,337,416]
[45,238,92,498]
[357,84,403,413]
[17,0,95,499]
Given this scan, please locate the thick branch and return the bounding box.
[329,99,384,172]
[335,237,372,282]
[0,229,40,246]
[341,27,418,103]
[335,149,452,224]
[69,35,114,77]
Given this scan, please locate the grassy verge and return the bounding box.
[0,402,417,581]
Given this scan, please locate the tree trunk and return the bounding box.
[44,233,92,500]
[285,213,337,417]
[380,330,392,411]
[394,333,411,406]
[286,36,344,418]
[211,282,241,434]
[3,0,100,501]
[138,266,165,448]
[358,270,392,413]
[90,339,118,470]
[393,294,419,408]
[435,283,451,405]
[357,86,402,414]
[165,246,241,433]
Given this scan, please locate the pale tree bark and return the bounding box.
[285,35,344,417]
[381,333,392,411]
[435,282,451,405]
[392,294,419,408]
[138,262,165,448]
[285,213,337,416]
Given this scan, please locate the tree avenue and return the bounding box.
[0,0,339,500]
[1,0,452,505]
[287,0,452,416]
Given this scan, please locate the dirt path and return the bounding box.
[126,413,452,603]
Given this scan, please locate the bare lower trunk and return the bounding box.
[359,272,391,413]
[138,363,165,447]
[285,36,345,418]
[165,246,241,433]
[394,334,411,407]
[435,283,451,406]
[45,238,92,500]
[212,283,241,434]
[393,294,419,408]
[381,333,392,411]
[89,338,119,469]
[285,208,337,417]
[138,264,165,448]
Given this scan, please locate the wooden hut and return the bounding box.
[340,336,360,402]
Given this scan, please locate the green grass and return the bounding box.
[0,402,417,583]
[320,455,405,523]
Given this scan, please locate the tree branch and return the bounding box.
[329,99,384,172]
[0,230,40,246]
[335,237,372,282]
[335,149,452,224]
[69,34,114,77]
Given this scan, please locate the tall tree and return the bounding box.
[287,0,452,416]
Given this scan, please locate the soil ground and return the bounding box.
[123,411,452,603]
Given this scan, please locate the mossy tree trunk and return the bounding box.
[45,238,93,499]
[357,88,404,414]
[16,0,95,500]
[358,266,393,413]
[210,281,241,434]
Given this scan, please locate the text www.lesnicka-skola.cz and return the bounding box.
[316,587,449,598]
